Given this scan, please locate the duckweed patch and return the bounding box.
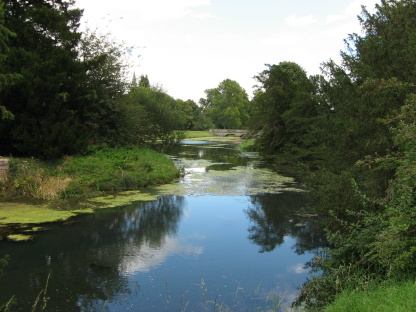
[7,234,34,242]
[0,202,77,224]
[153,158,306,196]
[87,190,161,208]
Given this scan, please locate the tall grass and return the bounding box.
[4,146,180,200]
[323,280,416,312]
[61,146,180,197]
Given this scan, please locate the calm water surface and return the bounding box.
[0,140,325,311]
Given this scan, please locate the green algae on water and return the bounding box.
[0,202,77,224]
[7,234,34,242]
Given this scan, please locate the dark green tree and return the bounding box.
[0,0,21,120]
[251,62,320,160]
[200,79,250,129]
[139,74,150,88]
[342,0,416,83]
[0,0,87,158]
[294,1,416,308]
[121,86,185,144]
[77,27,132,146]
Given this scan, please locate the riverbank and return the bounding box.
[1,146,180,200]
[0,133,250,241]
[0,145,180,241]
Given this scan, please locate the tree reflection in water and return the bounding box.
[0,196,185,312]
[245,192,327,254]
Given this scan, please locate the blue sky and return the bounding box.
[76,0,380,102]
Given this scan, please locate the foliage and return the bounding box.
[77,27,132,146]
[138,74,150,88]
[2,147,180,199]
[342,0,416,83]
[6,158,71,200]
[239,139,259,152]
[289,1,416,309]
[120,87,186,144]
[251,62,321,161]
[323,279,416,312]
[175,99,210,130]
[61,146,180,197]
[0,0,88,159]
[245,1,416,310]
[0,1,20,120]
[0,1,137,158]
[200,79,250,129]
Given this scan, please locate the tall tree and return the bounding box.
[77,27,132,146]
[251,62,319,159]
[0,0,86,158]
[0,0,20,120]
[139,74,150,88]
[342,0,416,83]
[200,79,250,129]
[121,86,185,144]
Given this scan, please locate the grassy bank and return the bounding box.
[1,146,180,200]
[323,279,416,312]
[184,130,213,139]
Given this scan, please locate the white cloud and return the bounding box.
[119,236,204,274]
[285,14,317,27]
[289,263,307,274]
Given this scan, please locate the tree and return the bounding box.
[294,1,416,308]
[342,0,416,83]
[77,27,132,146]
[139,74,150,88]
[0,0,20,120]
[121,86,185,144]
[131,72,138,89]
[0,0,87,158]
[200,79,250,129]
[251,62,319,159]
[0,1,136,157]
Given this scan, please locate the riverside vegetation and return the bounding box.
[247,1,416,311]
[2,146,180,200]
[1,0,416,311]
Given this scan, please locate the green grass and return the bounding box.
[184,131,213,138]
[4,146,180,199]
[323,280,416,312]
[61,146,180,197]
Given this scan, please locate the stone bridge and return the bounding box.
[209,129,249,137]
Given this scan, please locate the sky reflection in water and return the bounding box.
[0,140,326,312]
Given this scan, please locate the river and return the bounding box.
[0,139,325,311]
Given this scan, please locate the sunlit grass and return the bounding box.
[184,131,214,138]
[4,146,180,200]
[324,280,416,312]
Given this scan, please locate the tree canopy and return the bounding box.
[251,62,320,160]
[200,79,250,129]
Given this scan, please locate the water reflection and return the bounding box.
[0,140,327,312]
[0,196,187,311]
[246,193,326,254]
